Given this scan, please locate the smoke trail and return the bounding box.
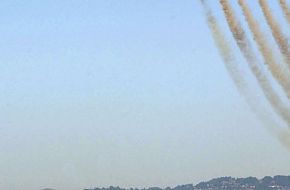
[238,0,290,100]
[200,1,246,96]
[280,0,290,26]
[201,0,290,149]
[200,0,270,125]
[259,0,290,67]
[278,130,290,150]
[220,0,290,127]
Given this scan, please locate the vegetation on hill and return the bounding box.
[84,175,290,190]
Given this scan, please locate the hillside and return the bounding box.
[84,175,290,190]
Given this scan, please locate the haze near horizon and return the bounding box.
[1,1,290,190]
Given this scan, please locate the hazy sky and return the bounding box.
[1,1,290,190]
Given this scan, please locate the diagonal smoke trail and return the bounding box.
[200,0,247,99]
[220,0,290,128]
[200,0,290,150]
[238,0,290,100]
[278,130,290,149]
[280,0,290,26]
[259,0,290,67]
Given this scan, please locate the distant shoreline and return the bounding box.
[84,175,290,190]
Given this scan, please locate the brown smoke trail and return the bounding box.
[238,0,290,100]
[201,0,290,150]
[278,130,290,149]
[280,0,290,26]
[200,0,271,124]
[220,0,290,127]
[259,0,290,67]
[200,0,246,95]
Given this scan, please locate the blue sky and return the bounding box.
[1,1,290,190]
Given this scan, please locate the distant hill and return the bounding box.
[84,175,290,190]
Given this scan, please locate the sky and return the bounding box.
[1,1,290,190]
